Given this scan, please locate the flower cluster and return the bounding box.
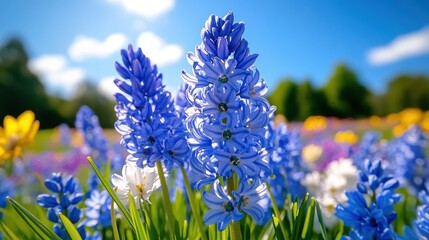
[114,44,190,169]
[335,159,401,239]
[182,12,275,230]
[37,173,86,239]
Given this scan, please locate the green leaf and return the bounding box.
[110,200,120,240]
[292,193,309,240]
[87,156,135,231]
[7,197,61,240]
[301,197,316,240]
[128,193,147,239]
[0,221,20,240]
[315,201,328,240]
[59,213,82,240]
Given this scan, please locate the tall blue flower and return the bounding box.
[268,124,308,206]
[114,44,190,169]
[183,12,275,230]
[335,159,401,239]
[383,126,428,195]
[37,173,86,239]
[75,105,108,164]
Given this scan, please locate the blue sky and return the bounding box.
[1,0,429,98]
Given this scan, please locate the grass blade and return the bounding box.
[59,213,82,240]
[111,200,120,240]
[128,193,147,239]
[315,201,328,240]
[0,221,20,240]
[301,197,316,240]
[7,197,61,240]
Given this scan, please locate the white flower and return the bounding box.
[302,158,358,228]
[111,162,161,207]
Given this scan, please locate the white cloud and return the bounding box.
[368,27,429,65]
[106,0,174,18]
[28,54,85,98]
[97,76,118,99]
[68,33,128,61]
[136,32,183,67]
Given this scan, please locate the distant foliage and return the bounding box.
[269,64,429,120]
[323,64,372,118]
[0,38,117,128]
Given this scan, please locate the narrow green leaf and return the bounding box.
[0,221,20,240]
[111,200,120,240]
[87,156,134,231]
[292,193,309,240]
[7,197,61,240]
[59,213,82,240]
[315,201,328,240]
[334,221,344,240]
[301,197,316,240]
[128,193,147,239]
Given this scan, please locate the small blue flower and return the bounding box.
[232,180,268,224]
[203,181,244,231]
[84,189,112,229]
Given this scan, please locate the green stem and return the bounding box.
[226,175,242,240]
[156,161,175,240]
[266,182,288,239]
[110,201,120,240]
[180,166,207,240]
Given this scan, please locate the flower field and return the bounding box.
[1,12,429,240]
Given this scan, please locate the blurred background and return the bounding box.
[1,0,428,128]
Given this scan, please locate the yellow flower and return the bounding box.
[334,130,359,145]
[303,116,327,132]
[0,110,39,164]
[399,108,423,126]
[392,124,406,137]
[369,115,382,127]
[302,144,323,165]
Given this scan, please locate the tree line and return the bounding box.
[268,64,429,121]
[1,38,428,128]
[0,38,117,128]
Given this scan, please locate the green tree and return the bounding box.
[323,64,372,118]
[0,38,65,128]
[268,79,299,121]
[66,81,117,128]
[381,74,429,115]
